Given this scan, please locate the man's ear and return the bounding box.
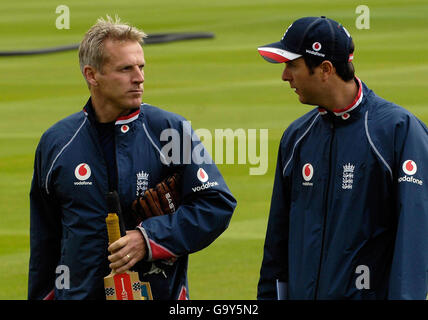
[83,65,98,87]
[319,60,334,80]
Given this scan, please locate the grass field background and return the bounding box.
[0,0,427,300]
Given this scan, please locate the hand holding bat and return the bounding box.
[107,230,146,273]
[104,191,143,300]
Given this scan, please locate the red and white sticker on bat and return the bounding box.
[113,273,133,300]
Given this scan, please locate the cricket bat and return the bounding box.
[103,191,143,300]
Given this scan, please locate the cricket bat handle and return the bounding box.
[106,213,121,244]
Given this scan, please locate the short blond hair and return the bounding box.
[78,15,147,74]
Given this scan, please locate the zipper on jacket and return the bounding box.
[114,130,119,193]
[314,119,335,299]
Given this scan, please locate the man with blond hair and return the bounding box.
[28,16,236,300]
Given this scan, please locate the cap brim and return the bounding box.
[258,41,301,63]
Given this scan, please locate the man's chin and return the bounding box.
[124,98,143,109]
[297,96,317,106]
[297,96,307,104]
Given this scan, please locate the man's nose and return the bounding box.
[282,65,291,82]
[134,67,144,83]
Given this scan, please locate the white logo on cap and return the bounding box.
[312,42,322,51]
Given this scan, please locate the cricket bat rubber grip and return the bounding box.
[106,213,121,244]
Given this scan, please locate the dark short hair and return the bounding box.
[303,41,355,81]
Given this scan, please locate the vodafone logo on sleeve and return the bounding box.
[192,168,218,193]
[74,163,93,185]
[398,160,423,186]
[197,168,209,183]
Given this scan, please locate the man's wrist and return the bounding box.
[136,226,151,261]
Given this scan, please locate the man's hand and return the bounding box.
[107,230,146,273]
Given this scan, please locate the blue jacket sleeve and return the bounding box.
[388,115,428,299]
[257,141,290,300]
[138,120,237,261]
[28,143,62,300]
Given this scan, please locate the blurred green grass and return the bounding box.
[0,0,427,299]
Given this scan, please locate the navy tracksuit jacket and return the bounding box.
[258,79,428,299]
[28,99,236,300]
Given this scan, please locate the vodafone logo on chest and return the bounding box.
[302,163,314,186]
[74,163,93,185]
[398,160,423,186]
[402,160,417,175]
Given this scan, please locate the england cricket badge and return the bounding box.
[342,163,355,190]
[136,170,149,197]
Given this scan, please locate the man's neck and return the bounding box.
[321,78,358,112]
[90,95,128,123]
